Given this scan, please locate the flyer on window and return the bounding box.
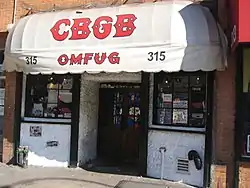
[162,93,172,108]
[173,93,188,108]
[0,99,4,106]
[162,93,172,102]
[48,90,58,103]
[156,109,171,124]
[0,106,4,116]
[0,89,5,99]
[173,109,188,124]
[30,126,42,137]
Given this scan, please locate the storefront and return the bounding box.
[230,0,250,187]
[3,1,227,187]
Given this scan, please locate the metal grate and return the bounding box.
[176,158,189,174]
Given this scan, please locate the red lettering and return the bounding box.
[108,52,120,64]
[70,54,83,65]
[92,16,113,39]
[58,54,69,65]
[94,53,107,64]
[50,19,70,41]
[83,53,93,64]
[57,52,120,65]
[51,14,137,41]
[114,14,137,37]
[69,18,92,40]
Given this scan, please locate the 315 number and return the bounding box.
[148,51,166,62]
[25,56,37,65]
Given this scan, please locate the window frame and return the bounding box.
[23,74,74,123]
[240,102,250,159]
[0,49,5,80]
[0,49,4,135]
[150,71,208,132]
[237,48,250,160]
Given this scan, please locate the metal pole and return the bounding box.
[12,0,17,24]
[159,147,166,180]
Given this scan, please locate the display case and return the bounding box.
[152,72,207,130]
[24,74,73,121]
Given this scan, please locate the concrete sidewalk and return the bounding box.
[0,164,195,188]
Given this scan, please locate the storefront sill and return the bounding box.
[239,156,250,162]
[149,125,206,134]
[22,117,71,124]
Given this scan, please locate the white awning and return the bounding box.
[4,1,227,74]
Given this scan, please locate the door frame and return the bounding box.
[97,86,141,162]
[96,77,149,175]
[139,72,150,175]
[69,74,81,167]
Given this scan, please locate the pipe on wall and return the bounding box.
[12,0,17,24]
[8,0,17,31]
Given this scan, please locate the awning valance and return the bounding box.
[4,1,227,74]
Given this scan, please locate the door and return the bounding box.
[98,83,141,164]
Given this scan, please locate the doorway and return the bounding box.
[97,83,141,166]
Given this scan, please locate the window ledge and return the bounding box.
[238,156,250,163]
[149,124,206,133]
[22,117,71,123]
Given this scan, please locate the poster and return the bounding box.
[173,100,188,108]
[48,90,58,103]
[162,93,172,102]
[0,99,4,106]
[44,104,57,117]
[32,103,43,117]
[156,109,171,124]
[46,140,59,147]
[173,93,188,108]
[30,126,42,137]
[173,109,188,124]
[0,89,5,99]
[0,106,4,116]
[162,93,172,108]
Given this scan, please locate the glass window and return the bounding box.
[241,49,250,158]
[153,72,207,128]
[25,74,73,119]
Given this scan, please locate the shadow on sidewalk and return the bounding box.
[79,158,140,177]
[0,177,114,188]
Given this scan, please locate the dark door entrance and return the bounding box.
[98,83,141,165]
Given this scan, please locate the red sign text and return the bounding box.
[50,14,137,41]
[57,52,120,66]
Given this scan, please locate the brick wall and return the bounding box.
[0,0,14,32]
[209,0,237,187]
[211,55,236,188]
[213,165,227,188]
[2,72,20,163]
[238,162,250,188]
[211,0,236,188]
